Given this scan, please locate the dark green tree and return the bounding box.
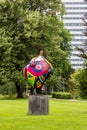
[78,69,87,99]
[0,0,71,98]
[74,69,87,99]
[73,17,87,98]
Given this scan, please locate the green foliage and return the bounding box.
[0,82,16,96]
[0,85,8,95]
[69,69,87,99]
[68,70,80,98]
[52,92,72,99]
[47,64,74,93]
[0,0,72,97]
[80,81,87,99]
[77,69,87,99]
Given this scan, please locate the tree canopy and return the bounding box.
[0,0,72,97]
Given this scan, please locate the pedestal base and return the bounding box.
[28,95,49,115]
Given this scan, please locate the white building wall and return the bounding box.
[62,0,87,69]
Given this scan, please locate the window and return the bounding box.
[67,12,86,15]
[64,23,83,26]
[63,17,82,20]
[72,64,84,66]
[71,59,84,61]
[63,2,87,5]
[66,7,87,10]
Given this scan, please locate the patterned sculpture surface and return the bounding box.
[24,50,53,94]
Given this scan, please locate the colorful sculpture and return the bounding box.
[24,50,53,94]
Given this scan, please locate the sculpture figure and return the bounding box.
[24,50,53,94]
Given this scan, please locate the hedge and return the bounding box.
[52,92,72,99]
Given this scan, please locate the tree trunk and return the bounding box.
[15,82,23,98]
[45,86,50,95]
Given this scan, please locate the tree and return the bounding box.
[0,0,71,98]
[68,68,87,99]
[74,18,87,67]
[73,16,87,98]
[68,70,80,98]
[77,69,87,99]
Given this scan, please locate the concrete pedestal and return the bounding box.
[28,95,49,115]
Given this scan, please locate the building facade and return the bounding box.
[62,0,87,69]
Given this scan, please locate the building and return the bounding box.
[62,0,87,69]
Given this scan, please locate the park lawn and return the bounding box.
[0,97,87,130]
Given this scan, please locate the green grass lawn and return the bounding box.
[0,97,87,130]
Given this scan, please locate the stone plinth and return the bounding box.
[28,95,49,115]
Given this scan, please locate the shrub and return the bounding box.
[52,92,72,99]
[0,82,16,96]
[79,82,87,99]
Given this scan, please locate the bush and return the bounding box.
[79,82,87,99]
[52,92,72,99]
[0,82,16,96]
